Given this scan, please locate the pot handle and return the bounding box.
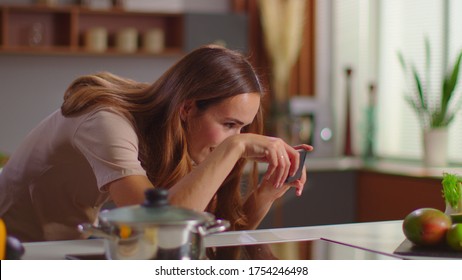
[200,219,230,236]
[78,223,116,241]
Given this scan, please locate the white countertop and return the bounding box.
[22,220,406,260]
[307,157,462,178]
[206,220,404,250]
[252,157,462,179]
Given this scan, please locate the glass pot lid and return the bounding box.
[99,188,212,225]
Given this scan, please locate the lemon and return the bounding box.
[0,219,6,259]
[446,223,462,251]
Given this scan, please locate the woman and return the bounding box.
[0,45,312,242]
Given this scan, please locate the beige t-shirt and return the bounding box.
[0,108,146,241]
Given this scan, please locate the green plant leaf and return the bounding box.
[425,37,431,69]
[425,36,431,96]
[404,96,419,110]
[397,40,461,129]
[441,51,462,116]
[411,65,426,110]
[431,111,447,127]
[446,96,462,124]
[405,96,428,128]
[397,51,407,71]
[448,51,462,91]
[446,112,456,125]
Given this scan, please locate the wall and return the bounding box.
[0,0,338,159]
[0,0,231,154]
[0,55,176,154]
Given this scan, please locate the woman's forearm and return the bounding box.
[168,134,300,212]
[243,198,273,230]
[168,137,244,212]
[243,182,276,230]
[243,175,304,230]
[110,134,304,214]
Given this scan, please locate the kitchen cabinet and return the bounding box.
[258,159,450,228]
[356,170,445,222]
[259,170,357,229]
[0,4,183,56]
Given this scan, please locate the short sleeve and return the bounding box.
[73,109,147,189]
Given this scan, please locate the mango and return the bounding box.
[402,208,452,246]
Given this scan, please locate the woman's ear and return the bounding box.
[180,100,194,122]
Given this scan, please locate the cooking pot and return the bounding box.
[78,189,229,260]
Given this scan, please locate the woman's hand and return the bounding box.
[228,134,312,189]
[243,159,308,230]
[258,164,307,200]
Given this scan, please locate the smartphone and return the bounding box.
[285,149,308,183]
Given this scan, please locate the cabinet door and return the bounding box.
[2,7,72,51]
[356,171,445,222]
[259,171,357,229]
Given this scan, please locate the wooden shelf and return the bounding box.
[0,4,184,56]
[0,46,183,57]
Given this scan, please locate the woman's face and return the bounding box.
[184,93,261,164]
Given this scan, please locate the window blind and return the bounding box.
[331,0,461,163]
[447,0,462,162]
[375,0,462,163]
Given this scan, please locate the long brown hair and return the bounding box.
[61,45,265,230]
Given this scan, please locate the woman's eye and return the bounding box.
[224,123,236,129]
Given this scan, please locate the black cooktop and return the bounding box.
[209,238,402,260]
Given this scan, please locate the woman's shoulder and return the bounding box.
[73,107,137,143]
[77,107,133,129]
[85,106,130,120]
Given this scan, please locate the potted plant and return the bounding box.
[397,39,462,166]
[442,173,462,222]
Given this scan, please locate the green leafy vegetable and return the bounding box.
[442,173,462,209]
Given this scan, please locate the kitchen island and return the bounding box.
[13,156,462,260]
[21,220,412,260]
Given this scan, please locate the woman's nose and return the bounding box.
[225,130,239,140]
[226,128,241,139]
